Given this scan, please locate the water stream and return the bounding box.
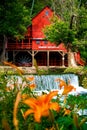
[7,73,87,94]
[6,74,87,116]
[34,74,79,91]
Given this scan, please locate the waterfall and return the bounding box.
[34,74,79,91]
[7,73,87,95]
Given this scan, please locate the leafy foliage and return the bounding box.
[0,0,30,38]
[0,62,87,130]
[64,66,87,87]
[43,0,87,62]
[82,77,87,89]
[44,17,76,45]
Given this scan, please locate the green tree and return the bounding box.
[76,6,87,63]
[0,0,30,62]
[44,16,76,46]
[23,0,51,18]
[44,0,87,66]
[44,16,77,66]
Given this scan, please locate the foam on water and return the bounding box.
[34,74,79,91]
[7,74,87,95]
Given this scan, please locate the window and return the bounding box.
[44,40,48,44]
[36,40,40,44]
[45,10,49,16]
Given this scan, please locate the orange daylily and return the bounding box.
[29,83,36,90]
[3,61,24,75]
[21,94,29,100]
[55,78,67,89]
[64,108,71,116]
[62,85,76,95]
[13,92,21,129]
[26,76,35,82]
[26,76,36,90]
[45,126,55,130]
[55,78,76,95]
[22,91,60,122]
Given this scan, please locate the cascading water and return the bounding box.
[34,74,79,91]
[7,73,87,95]
[6,73,87,116]
[33,74,87,95]
[7,73,87,116]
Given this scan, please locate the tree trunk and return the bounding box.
[0,35,7,64]
[68,48,77,67]
[67,14,77,67]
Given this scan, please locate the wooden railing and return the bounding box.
[7,42,32,50]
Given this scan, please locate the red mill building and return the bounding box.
[6,6,84,67]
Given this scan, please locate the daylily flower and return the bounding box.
[45,126,55,130]
[55,78,67,89]
[29,83,36,90]
[26,76,35,82]
[55,78,76,95]
[62,84,76,95]
[26,76,36,90]
[13,91,21,129]
[63,108,71,116]
[22,91,60,122]
[3,61,24,75]
[21,94,29,100]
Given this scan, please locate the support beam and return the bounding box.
[13,51,15,63]
[32,50,34,66]
[58,51,65,67]
[62,52,65,67]
[47,51,49,67]
[5,51,8,61]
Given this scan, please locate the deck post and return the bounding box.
[62,52,65,67]
[13,51,15,63]
[32,50,34,66]
[47,51,49,67]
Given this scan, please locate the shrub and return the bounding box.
[0,62,87,130]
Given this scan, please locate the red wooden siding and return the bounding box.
[5,6,69,67]
[32,6,53,39]
[4,6,84,67]
[32,40,67,52]
[31,6,67,51]
[7,6,65,52]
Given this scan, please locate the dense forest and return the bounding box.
[0,0,87,63]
